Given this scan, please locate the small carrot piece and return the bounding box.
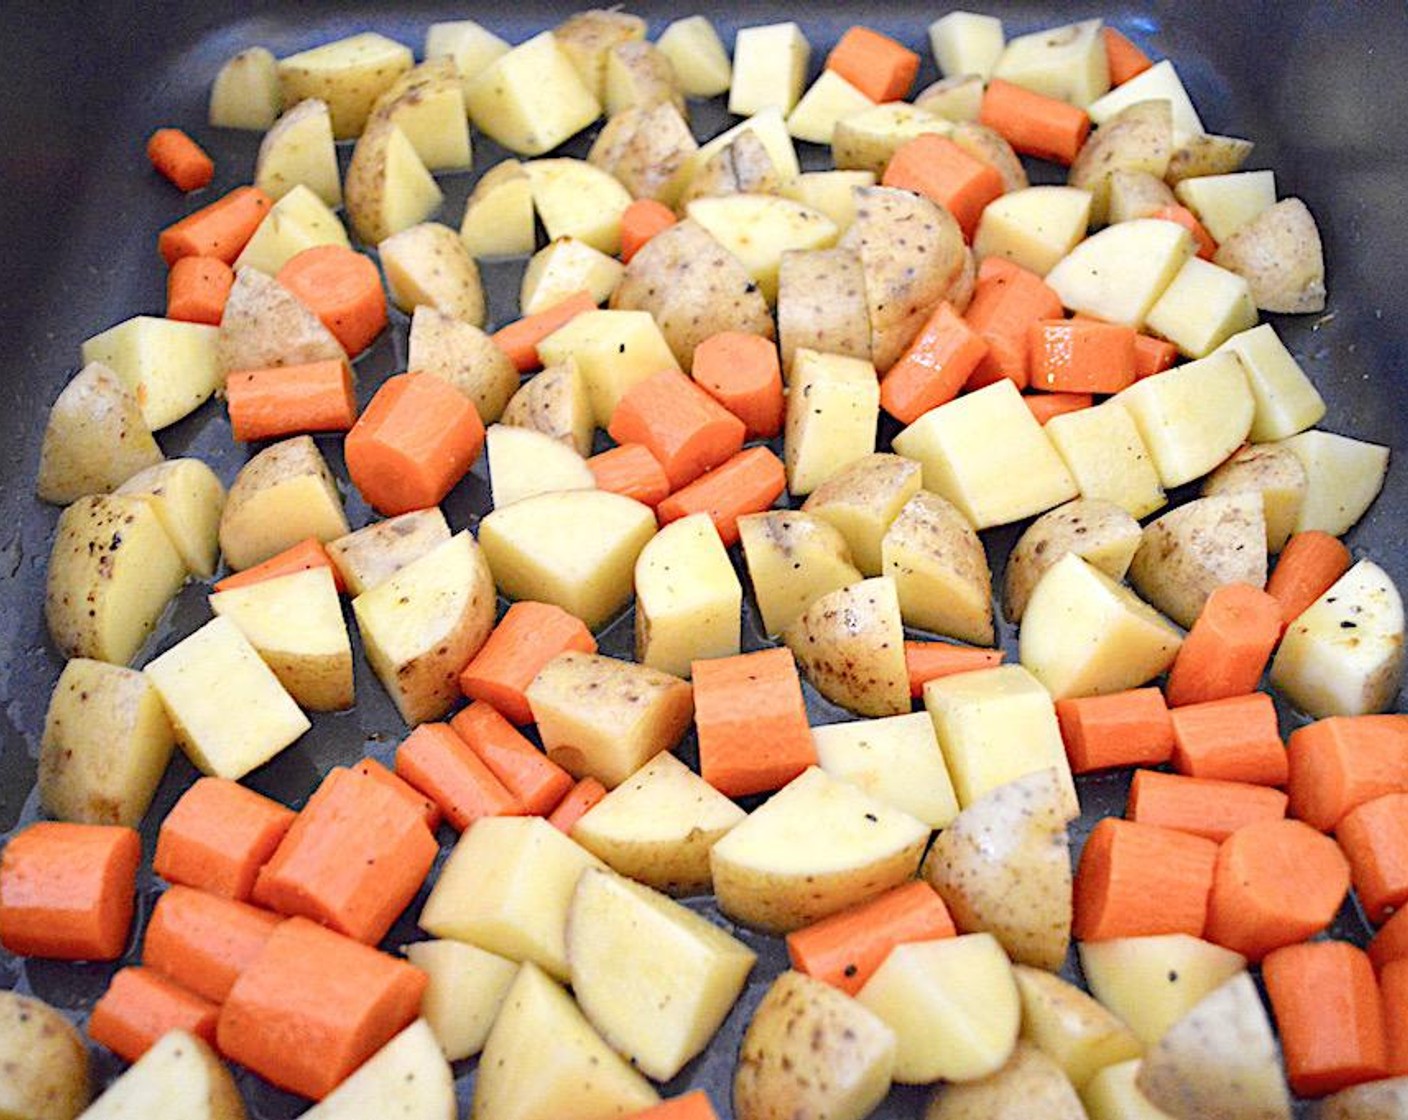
[1055,688,1174,774]
[1288,716,1408,832]
[147,128,215,192]
[212,537,346,594]
[217,916,428,1101]
[1266,530,1354,630]
[1024,390,1094,424]
[350,757,443,833]
[547,777,608,834]
[450,701,575,817]
[1151,204,1217,260]
[1204,818,1350,962]
[492,290,597,373]
[158,185,272,267]
[458,601,598,725]
[656,445,786,547]
[825,25,921,103]
[1337,792,1408,926]
[882,133,1005,241]
[1027,319,1137,393]
[693,648,816,798]
[962,256,1064,390]
[1127,769,1288,843]
[1072,816,1218,942]
[395,723,525,831]
[1102,26,1155,86]
[979,78,1091,165]
[154,778,296,901]
[345,371,485,516]
[1382,958,1408,1076]
[276,245,389,357]
[620,199,678,264]
[1169,692,1288,786]
[1132,332,1179,379]
[89,966,219,1064]
[225,358,358,443]
[1263,940,1389,1098]
[880,301,989,423]
[0,821,140,961]
[626,1090,722,1120]
[252,767,438,945]
[608,368,748,490]
[691,331,785,440]
[166,255,235,325]
[786,881,956,996]
[905,640,1004,697]
[588,444,673,508]
[1164,583,1283,707]
[1371,907,1408,973]
[142,885,281,1004]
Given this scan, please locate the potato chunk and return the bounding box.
[37,363,163,506]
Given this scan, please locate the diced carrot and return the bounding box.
[693,648,816,798]
[0,821,140,961]
[882,133,1004,241]
[458,601,598,725]
[1263,940,1389,1098]
[608,368,748,490]
[786,881,956,996]
[1024,390,1093,424]
[147,128,215,192]
[1169,692,1288,786]
[691,331,785,440]
[1382,959,1408,1075]
[626,1090,722,1120]
[450,701,575,817]
[395,722,525,831]
[1151,204,1217,260]
[1204,818,1350,962]
[158,185,272,267]
[1266,530,1353,630]
[217,916,428,1100]
[588,444,673,508]
[979,78,1091,165]
[880,301,989,423]
[1132,332,1179,379]
[547,777,608,834]
[212,536,346,594]
[89,966,219,1064]
[1337,792,1408,925]
[225,358,358,443]
[252,768,438,945]
[142,885,281,1004]
[1371,907,1408,973]
[1102,27,1155,86]
[656,445,786,547]
[1072,817,1218,941]
[345,371,485,516]
[154,778,296,901]
[826,25,921,103]
[1027,318,1136,393]
[492,290,597,372]
[1056,688,1174,774]
[905,640,1004,697]
[962,257,1064,390]
[277,244,388,357]
[620,199,678,264]
[1288,716,1408,832]
[1127,769,1288,843]
[1164,583,1282,707]
[350,757,442,833]
[166,255,235,325]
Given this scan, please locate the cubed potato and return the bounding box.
[973,186,1093,277]
[1215,323,1325,443]
[407,306,519,424]
[520,237,623,316]
[1201,443,1308,553]
[39,658,175,827]
[929,12,1005,79]
[144,615,310,779]
[992,18,1109,107]
[1314,1077,1408,1120]
[424,19,509,101]
[403,939,518,1062]
[209,46,281,130]
[786,71,875,145]
[1067,101,1172,226]
[537,308,680,427]
[74,1028,242,1120]
[500,359,595,457]
[1013,965,1143,1090]
[737,510,864,638]
[1144,256,1257,358]
[833,103,951,176]
[812,711,960,829]
[526,651,693,789]
[1002,499,1144,624]
[730,21,809,117]
[234,182,350,275]
[366,57,472,172]
[923,664,1078,817]
[883,490,994,646]
[80,315,220,432]
[916,75,987,123]
[710,766,930,933]
[687,195,839,304]
[672,107,801,205]
[1107,169,1177,224]
[892,379,1078,530]
[343,119,444,246]
[1045,401,1167,519]
[277,31,414,139]
[604,40,685,120]
[380,221,485,327]
[465,31,601,156]
[634,513,740,678]
[776,247,872,373]
[680,127,785,205]
[459,160,536,258]
[802,453,922,576]
[254,98,340,207]
[783,170,877,233]
[571,751,745,895]
[1174,170,1276,243]
[115,459,226,580]
[485,424,594,511]
[1087,60,1205,146]
[299,1020,454,1120]
[785,577,911,718]
[524,158,633,257]
[1274,428,1390,536]
[656,15,732,98]
[1045,218,1194,328]
[218,435,348,572]
[784,349,881,497]
[1165,133,1255,184]
[216,266,344,376]
[553,9,646,102]
[326,507,450,596]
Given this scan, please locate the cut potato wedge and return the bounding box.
[973,186,1092,277]
[812,711,960,829]
[465,31,601,157]
[656,16,732,98]
[1044,401,1167,521]
[218,435,348,572]
[1201,443,1308,553]
[209,46,281,130]
[525,158,633,257]
[1275,429,1389,537]
[215,268,344,377]
[536,308,680,426]
[326,508,450,597]
[1215,323,1326,443]
[114,459,225,580]
[1213,196,1327,314]
[380,221,485,327]
[407,306,519,424]
[485,424,594,510]
[785,577,911,718]
[0,991,90,1119]
[520,237,623,317]
[737,510,864,638]
[802,453,922,577]
[500,359,595,457]
[1003,499,1143,624]
[729,21,809,117]
[784,348,881,497]
[402,940,517,1063]
[1013,965,1143,1089]
[991,18,1109,107]
[254,99,340,207]
[926,1042,1087,1120]
[776,247,871,373]
[277,31,412,139]
[460,160,535,258]
[300,1020,454,1120]
[1087,60,1204,147]
[883,490,994,646]
[633,513,740,678]
[81,315,220,432]
[343,119,444,246]
[1045,218,1194,328]
[929,12,1005,80]
[687,194,838,304]
[75,1029,241,1120]
[366,57,471,172]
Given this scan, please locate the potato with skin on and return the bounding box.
[1045,218,1194,328]
[588,102,698,204]
[1044,402,1167,522]
[802,453,922,577]
[634,513,741,679]
[81,315,221,432]
[1083,1060,1180,1120]
[209,46,281,130]
[783,170,877,233]
[553,9,646,102]
[604,40,686,119]
[785,576,911,718]
[218,435,348,571]
[926,1042,1087,1120]
[537,308,680,425]
[1315,1077,1408,1120]
[1088,60,1205,147]
[299,1020,454,1120]
[1274,429,1389,537]
[277,31,413,140]
[1145,256,1258,359]
[520,238,623,317]
[36,362,163,506]
[776,248,871,373]
[527,652,693,789]
[1214,197,1327,313]
[680,131,786,209]
[812,711,960,829]
[115,459,226,580]
[500,359,595,457]
[1202,443,1308,553]
[0,994,89,1119]
[1003,499,1144,623]
[424,19,509,101]
[75,1029,245,1120]
[921,768,1076,971]
[380,222,485,327]
[915,76,986,124]
[254,98,340,206]
[45,495,188,665]
[365,57,471,173]
[784,349,880,498]
[972,186,1092,277]
[460,160,535,258]
[486,424,594,510]
[1067,100,1173,225]
[1108,169,1178,224]
[734,970,897,1120]
[215,268,344,377]
[832,103,952,177]
[883,490,994,647]
[1012,965,1143,1088]
[687,195,838,305]
[738,510,864,639]
[1174,170,1276,244]
[465,31,602,158]
[326,507,450,596]
[343,119,443,246]
[233,184,349,277]
[403,940,518,1063]
[1165,134,1254,184]
[407,306,518,424]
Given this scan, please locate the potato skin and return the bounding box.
[0,991,91,1120]
[36,363,163,506]
[1214,196,1327,313]
[925,1043,1086,1120]
[784,577,910,718]
[588,101,697,202]
[1003,499,1142,623]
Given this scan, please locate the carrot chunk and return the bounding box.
[880,302,988,423]
[1072,817,1217,941]
[147,127,215,191]
[1165,582,1283,707]
[1168,692,1288,786]
[1337,792,1408,925]
[547,777,608,834]
[656,446,786,547]
[166,255,235,324]
[1151,204,1217,260]
[1266,530,1353,630]
[450,701,575,817]
[1024,390,1093,424]
[492,290,596,372]
[588,444,673,508]
[882,133,1004,241]
[277,244,389,356]
[158,185,272,266]
[89,966,219,1064]
[905,640,1003,697]
[1381,958,1408,1076]
[620,199,678,264]
[1126,769,1287,843]
[826,26,921,102]
[1056,688,1174,774]
[1371,907,1408,973]
[1132,332,1179,379]
[626,1090,722,1120]
[212,537,345,594]
[1287,715,1408,831]
[609,368,748,490]
[979,78,1091,165]
[350,756,443,832]
[1027,318,1136,394]
[962,257,1063,391]
[226,358,357,443]
[458,601,598,725]
[691,331,785,440]
[142,885,280,1004]
[395,722,525,831]
[1103,26,1155,86]
[154,777,296,901]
